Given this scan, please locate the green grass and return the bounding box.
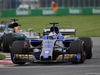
[0,15,100,37]
[0,54,6,60]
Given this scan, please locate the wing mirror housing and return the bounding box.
[28,28,33,36]
[28,28,33,32]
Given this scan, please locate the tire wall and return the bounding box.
[0,8,100,17]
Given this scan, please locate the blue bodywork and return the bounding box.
[13,23,81,63]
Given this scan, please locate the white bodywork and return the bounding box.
[43,28,76,37]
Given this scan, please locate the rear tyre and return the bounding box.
[79,37,93,59]
[69,40,86,63]
[1,34,13,52]
[11,41,28,64]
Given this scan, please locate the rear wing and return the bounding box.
[43,29,76,36]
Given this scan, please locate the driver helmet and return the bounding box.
[48,32,57,39]
[14,27,20,33]
[49,32,57,36]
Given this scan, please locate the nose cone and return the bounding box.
[40,40,55,61]
[41,56,51,61]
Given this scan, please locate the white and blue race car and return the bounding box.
[11,23,93,64]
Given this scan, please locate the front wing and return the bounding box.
[13,54,81,63]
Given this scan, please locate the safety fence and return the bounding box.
[0,8,100,17]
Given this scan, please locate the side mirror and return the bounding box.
[28,28,33,32]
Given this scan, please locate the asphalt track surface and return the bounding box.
[0,37,100,75]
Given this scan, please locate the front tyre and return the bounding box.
[11,41,28,64]
[79,37,93,59]
[69,40,86,63]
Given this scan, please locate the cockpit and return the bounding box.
[48,32,57,39]
[43,23,64,40]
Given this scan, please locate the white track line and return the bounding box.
[0,61,12,63]
[1,65,100,68]
[85,73,100,75]
[5,58,11,59]
[6,56,11,57]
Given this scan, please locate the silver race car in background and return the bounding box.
[0,19,40,52]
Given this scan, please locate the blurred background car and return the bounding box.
[0,19,40,52]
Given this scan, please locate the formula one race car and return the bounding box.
[11,23,93,64]
[0,19,40,52]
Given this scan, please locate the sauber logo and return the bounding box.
[45,51,49,53]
